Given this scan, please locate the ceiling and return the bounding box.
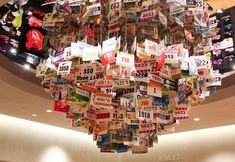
[207,0,235,12]
[0,54,235,133]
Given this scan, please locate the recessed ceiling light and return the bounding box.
[216,9,223,13]
[176,120,180,125]
[194,118,200,121]
[10,48,17,54]
[24,64,30,70]
[233,64,235,70]
[32,114,37,117]
[46,109,53,113]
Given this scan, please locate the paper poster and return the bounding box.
[140,9,156,21]
[110,0,122,11]
[209,16,218,29]
[57,61,72,75]
[87,3,101,16]
[156,40,165,69]
[145,39,158,56]
[147,84,162,97]
[189,57,198,75]
[159,11,167,27]
[174,106,189,119]
[116,52,135,69]
[138,97,152,109]
[71,41,93,57]
[190,55,208,69]
[94,93,113,108]
[211,73,222,86]
[82,45,101,61]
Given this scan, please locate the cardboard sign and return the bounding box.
[102,37,117,66]
[76,87,90,102]
[209,16,218,29]
[211,73,222,86]
[140,9,156,21]
[116,52,135,69]
[145,39,158,56]
[57,61,72,75]
[137,110,153,121]
[94,93,113,108]
[113,79,130,88]
[87,3,101,16]
[147,84,162,97]
[156,40,165,69]
[71,41,93,57]
[190,55,208,69]
[82,45,101,61]
[138,97,152,109]
[110,0,122,11]
[159,11,167,27]
[96,79,113,88]
[174,106,189,119]
[137,45,152,60]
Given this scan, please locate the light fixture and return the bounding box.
[46,109,53,113]
[176,120,180,125]
[24,64,30,70]
[216,9,223,13]
[27,11,33,15]
[194,118,200,121]
[32,114,37,117]
[10,48,17,54]
[233,64,235,70]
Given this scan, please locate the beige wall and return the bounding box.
[0,114,235,162]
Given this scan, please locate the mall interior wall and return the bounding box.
[0,114,235,162]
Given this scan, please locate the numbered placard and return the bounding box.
[57,61,72,75]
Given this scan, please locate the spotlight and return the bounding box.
[32,114,37,117]
[24,64,30,70]
[216,9,223,13]
[46,109,53,113]
[194,118,200,121]
[27,11,33,16]
[10,48,17,54]
[233,64,235,70]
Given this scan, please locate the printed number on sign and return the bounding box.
[59,66,69,72]
[80,59,91,65]
[198,59,207,66]
[110,2,120,9]
[139,111,150,119]
[83,68,93,74]
[175,111,185,114]
[212,77,221,82]
[165,55,173,59]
